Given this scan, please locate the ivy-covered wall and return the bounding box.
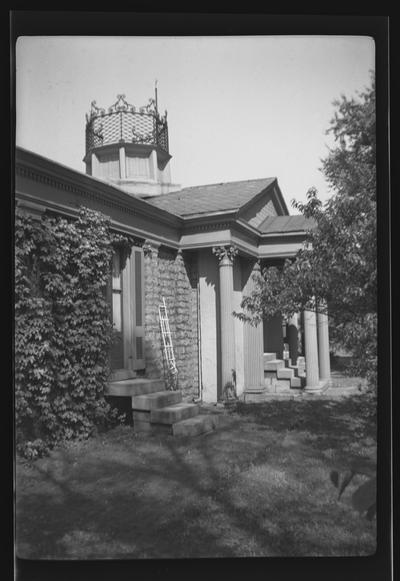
[144,245,199,400]
[14,206,131,458]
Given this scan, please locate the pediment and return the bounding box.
[238,181,289,228]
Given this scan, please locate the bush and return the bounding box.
[15,206,132,457]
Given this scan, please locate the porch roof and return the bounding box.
[142,178,277,217]
[259,215,315,234]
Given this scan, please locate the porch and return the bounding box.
[197,245,331,404]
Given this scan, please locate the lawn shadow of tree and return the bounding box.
[16,420,300,559]
[16,400,376,560]
[233,394,376,459]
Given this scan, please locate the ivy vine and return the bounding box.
[15,206,133,458]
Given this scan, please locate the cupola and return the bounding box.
[83,92,180,196]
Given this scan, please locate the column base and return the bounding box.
[304,379,330,393]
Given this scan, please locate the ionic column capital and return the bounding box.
[212,245,238,266]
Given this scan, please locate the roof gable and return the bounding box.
[142,178,277,217]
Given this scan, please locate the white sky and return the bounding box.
[16,36,375,206]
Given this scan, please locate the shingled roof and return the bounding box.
[143,178,277,217]
[259,215,316,234]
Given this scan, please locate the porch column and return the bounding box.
[213,245,238,394]
[243,261,265,389]
[287,313,299,365]
[303,308,320,390]
[317,306,331,381]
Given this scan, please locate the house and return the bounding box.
[15,94,331,411]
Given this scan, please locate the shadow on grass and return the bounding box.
[16,396,377,560]
[234,394,376,445]
[18,419,290,558]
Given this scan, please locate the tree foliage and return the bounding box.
[237,77,376,386]
[15,206,133,458]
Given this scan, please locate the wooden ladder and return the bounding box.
[159,298,178,390]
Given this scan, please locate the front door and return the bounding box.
[263,314,284,359]
[109,247,146,376]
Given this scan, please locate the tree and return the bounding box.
[237,77,376,387]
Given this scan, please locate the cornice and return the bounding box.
[16,163,138,217]
[15,148,182,229]
[15,149,307,258]
[232,218,262,241]
[258,250,298,259]
[183,220,233,233]
[16,191,181,251]
[259,231,308,240]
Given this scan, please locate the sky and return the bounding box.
[16,35,375,206]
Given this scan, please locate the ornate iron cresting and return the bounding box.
[85,94,169,155]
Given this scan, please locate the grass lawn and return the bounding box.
[15,392,376,559]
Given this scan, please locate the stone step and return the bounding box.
[289,364,306,377]
[265,373,305,390]
[109,369,137,382]
[264,359,285,371]
[277,368,295,380]
[150,402,200,425]
[245,387,267,394]
[263,352,277,364]
[244,390,268,403]
[106,378,165,397]
[131,390,182,411]
[274,379,292,393]
[172,414,218,437]
[290,376,306,388]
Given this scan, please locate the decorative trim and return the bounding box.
[129,236,146,248]
[212,245,238,264]
[86,100,106,122]
[184,221,232,233]
[109,94,138,115]
[16,164,137,216]
[15,150,182,226]
[86,94,167,123]
[143,241,160,258]
[253,259,261,273]
[143,243,154,257]
[15,199,46,219]
[132,128,154,145]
